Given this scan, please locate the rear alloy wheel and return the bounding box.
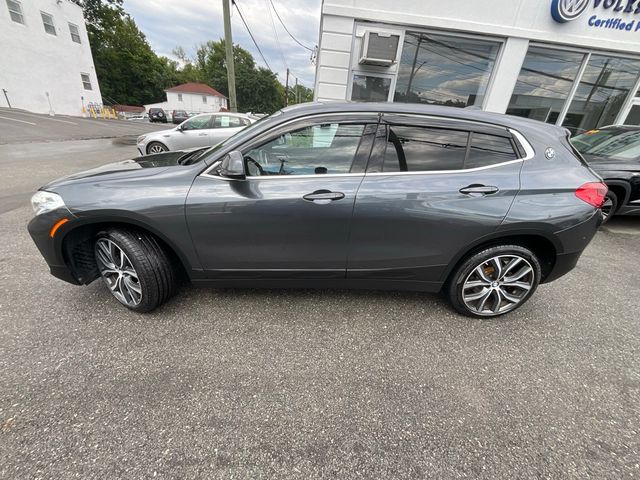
[94,229,176,312]
[446,245,541,318]
[600,191,618,224]
[147,142,168,154]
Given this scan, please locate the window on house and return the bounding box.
[6,0,24,24]
[41,11,56,35]
[202,96,207,104]
[68,23,81,43]
[81,73,92,90]
[178,93,183,102]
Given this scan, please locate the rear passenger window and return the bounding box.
[466,133,517,169]
[383,126,468,172]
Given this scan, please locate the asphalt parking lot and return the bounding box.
[0,138,639,478]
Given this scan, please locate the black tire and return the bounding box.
[446,245,542,319]
[146,142,168,154]
[600,190,618,224]
[94,229,176,313]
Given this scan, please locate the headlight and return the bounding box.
[137,135,146,144]
[31,191,65,216]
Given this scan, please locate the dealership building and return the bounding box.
[314,0,640,132]
[0,0,102,116]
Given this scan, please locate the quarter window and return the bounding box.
[41,11,56,35]
[466,133,517,169]
[383,126,468,172]
[244,123,366,176]
[6,0,24,24]
[80,73,92,90]
[68,23,81,43]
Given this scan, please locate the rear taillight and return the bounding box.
[575,182,608,208]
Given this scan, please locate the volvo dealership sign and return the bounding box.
[552,0,640,31]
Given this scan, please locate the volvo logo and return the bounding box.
[551,0,590,23]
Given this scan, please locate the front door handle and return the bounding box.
[303,190,345,204]
[459,184,499,196]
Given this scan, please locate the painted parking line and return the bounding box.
[4,110,77,125]
[0,115,37,125]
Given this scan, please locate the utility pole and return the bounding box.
[222,0,237,112]
[294,77,298,105]
[285,68,290,106]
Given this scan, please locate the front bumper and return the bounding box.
[27,208,81,285]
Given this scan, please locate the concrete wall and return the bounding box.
[315,0,640,110]
[0,0,102,116]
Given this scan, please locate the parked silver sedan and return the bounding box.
[136,112,256,155]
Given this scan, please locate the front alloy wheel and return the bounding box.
[447,245,542,318]
[95,238,142,307]
[147,142,168,154]
[94,229,177,312]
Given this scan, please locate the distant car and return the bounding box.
[148,108,167,123]
[571,125,640,222]
[29,102,604,317]
[127,114,149,122]
[137,112,255,154]
[172,110,189,124]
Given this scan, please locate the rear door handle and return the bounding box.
[303,190,345,204]
[459,184,499,195]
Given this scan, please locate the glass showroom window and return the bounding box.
[351,74,392,102]
[394,32,500,107]
[562,55,640,134]
[507,47,585,124]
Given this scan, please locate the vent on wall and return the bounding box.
[359,31,400,66]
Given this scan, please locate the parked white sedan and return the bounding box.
[137,112,256,155]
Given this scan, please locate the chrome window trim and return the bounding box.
[198,114,535,181]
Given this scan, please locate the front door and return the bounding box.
[172,114,213,149]
[347,115,522,286]
[185,116,378,278]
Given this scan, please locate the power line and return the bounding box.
[232,0,272,71]
[268,0,314,52]
[264,0,287,72]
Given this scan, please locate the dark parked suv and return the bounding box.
[148,107,167,123]
[28,103,605,318]
[172,109,189,124]
[572,125,640,222]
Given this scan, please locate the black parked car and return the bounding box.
[572,125,640,222]
[172,109,189,124]
[28,103,605,318]
[148,107,167,123]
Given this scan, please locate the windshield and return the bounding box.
[571,129,640,161]
[198,111,282,163]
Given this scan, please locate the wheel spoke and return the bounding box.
[490,258,503,280]
[465,287,491,302]
[502,281,531,291]
[477,289,493,312]
[491,290,502,314]
[500,289,522,304]
[503,266,533,283]
[474,265,493,283]
[501,257,522,278]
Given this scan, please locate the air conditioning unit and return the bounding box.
[359,31,400,67]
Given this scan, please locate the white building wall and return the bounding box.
[0,0,102,115]
[145,92,227,114]
[315,0,640,111]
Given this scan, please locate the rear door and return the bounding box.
[209,115,251,145]
[347,114,524,285]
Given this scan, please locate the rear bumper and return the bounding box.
[541,209,602,284]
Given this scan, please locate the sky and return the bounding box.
[124,0,322,89]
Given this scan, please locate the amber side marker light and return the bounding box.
[49,218,69,238]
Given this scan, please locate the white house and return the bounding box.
[315,0,640,132]
[0,0,102,116]
[145,83,228,114]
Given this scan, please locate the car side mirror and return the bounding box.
[220,151,246,179]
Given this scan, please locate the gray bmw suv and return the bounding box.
[28,103,605,318]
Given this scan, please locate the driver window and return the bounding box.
[181,115,212,131]
[243,123,365,176]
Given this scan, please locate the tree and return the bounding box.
[288,83,313,105]
[193,40,284,113]
[73,0,182,105]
